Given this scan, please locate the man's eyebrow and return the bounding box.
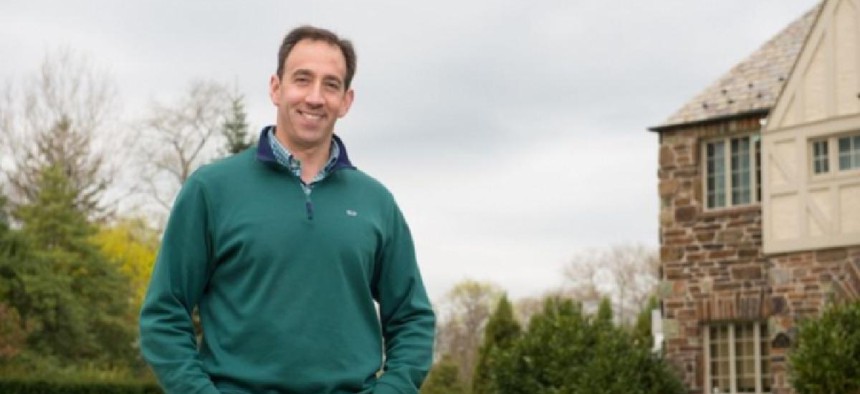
[289,69,343,84]
[290,69,314,77]
[322,75,343,84]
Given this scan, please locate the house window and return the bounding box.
[755,141,761,203]
[810,132,860,175]
[731,138,752,205]
[706,141,726,208]
[812,140,829,174]
[705,135,760,209]
[838,134,860,171]
[705,323,771,394]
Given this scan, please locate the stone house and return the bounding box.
[650,1,860,393]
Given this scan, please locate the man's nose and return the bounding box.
[305,84,324,105]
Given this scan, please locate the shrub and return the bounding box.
[789,300,860,394]
[0,379,162,394]
[421,355,468,394]
[493,297,684,394]
[473,294,521,394]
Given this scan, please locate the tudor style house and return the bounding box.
[650,1,860,394]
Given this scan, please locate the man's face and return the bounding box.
[269,39,354,151]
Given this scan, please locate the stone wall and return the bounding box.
[766,247,860,392]
[656,115,860,394]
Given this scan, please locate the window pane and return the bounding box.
[813,140,829,174]
[755,140,761,202]
[707,141,726,208]
[710,324,730,391]
[738,378,756,392]
[854,136,860,169]
[707,322,773,394]
[718,376,730,393]
[839,136,856,170]
[735,324,754,393]
[732,137,751,205]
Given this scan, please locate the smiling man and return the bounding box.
[139,26,436,394]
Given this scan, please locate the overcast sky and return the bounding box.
[0,1,821,301]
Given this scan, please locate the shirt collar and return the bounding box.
[267,127,341,182]
[255,125,355,172]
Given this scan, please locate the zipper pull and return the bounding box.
[301,180,316,221]
[305,200,314,220]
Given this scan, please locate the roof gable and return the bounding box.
[767,0,860,130]
[652,4,821,131]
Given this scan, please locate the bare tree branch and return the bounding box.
[434,280,503,387]
[136,80,230,215]
[0,49,120,222]
[562,243,659,325]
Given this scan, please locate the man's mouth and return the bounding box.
[298,110,324,121]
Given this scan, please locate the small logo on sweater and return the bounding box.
[346,210,358,217]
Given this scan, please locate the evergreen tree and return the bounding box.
[221,94,253,155]
[0,51,139,373]
[494,297,591,394]
[9,165,136,367]
[632,296,659,348]
[8,108,112,220]
[0,194,29,361]
[0,189,33,355]
[0,193,8,231]
[596,296,613,326]
[494,296,684,394]
[472,294,520,394]
[420,355,468,394]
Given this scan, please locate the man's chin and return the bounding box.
[294,131,333,148]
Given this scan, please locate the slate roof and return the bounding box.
[651,4,822,131]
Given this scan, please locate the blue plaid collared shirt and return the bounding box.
[268,128,340,194]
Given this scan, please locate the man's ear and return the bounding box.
[269,74,281,105]
[338,88,354,118]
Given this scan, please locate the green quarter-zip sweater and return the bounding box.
[140,128,435,394]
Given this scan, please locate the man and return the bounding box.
[139,26,436,394]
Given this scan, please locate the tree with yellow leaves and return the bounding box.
[92,218,159,311]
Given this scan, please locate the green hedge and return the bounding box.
[789,300,860,394]
[0,379,162,394]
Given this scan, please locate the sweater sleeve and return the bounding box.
[139,177,220,394]
[373,202,436,394]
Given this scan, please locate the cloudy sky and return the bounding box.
[0,0,821,301]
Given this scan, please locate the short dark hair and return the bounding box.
[276,26,357,89]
